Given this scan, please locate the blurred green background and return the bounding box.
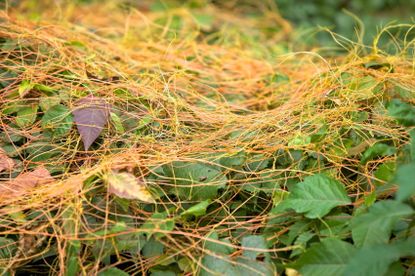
[4,0,415,48]
[274,0,415,44]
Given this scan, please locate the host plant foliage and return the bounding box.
[0,1,414,275]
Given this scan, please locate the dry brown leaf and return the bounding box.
[0,149,15,173]
[0,166,53,198]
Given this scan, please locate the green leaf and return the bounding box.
[360,143,396,164]
[98,267,129,276]
[241,235,269,260]
[41,104,73,137]
[373,161,395,185]
[343,239,415,276]
[200,232,238,276]
[291,238,356,276]
[200,255,238,276]
[162,162,227,200]
[245,154,272,172]
[39,95,61,112]
[18,80,34,97]
[34,84,55,94]
[204,232,234,255]
[110,112,125,134]
[86,222,128,238]
[394,162,415,201]
[349,75,381,100]
[193,13,214,30]
[150,270,176,276]
[16,104,38,128]
[86,222,145,262]
[318,213,350,238]
[0,237,17,259]
[218,151,246,167]
[385,262,405,276]
[350,200,413,247]
[200,233,274,276]
[26,141,61,162]
[276,174,351,218]
[142,238,164,258]
[290,231,315,258]
[410,129,415,161]
[387,99,415,126]
[141,211,174,239]
[181,200,211,218]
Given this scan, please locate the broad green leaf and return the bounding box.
[343,239,415,276]
[201,233,274,276]
[193,13,214,31]
[98,267,129,276]
[218,151,246,167]
[181,200,211,218]
[86,222,128,239]
[200,255,239,276]
[282,220,311,246]
[33,83,55,93]
[235,256,275,276]
[142,238,164,258]
[200,232,238,276]
[350,200,413,247]
[245,154,272,172]
[16,104,38,128]
[2,101,25,115]
[0,237,17,259]
[387,99,415,126]
[163,162,227,200]
[26,142,61,162]
[349,75,381,100]
[318,213,350,238]
[373,161,395,185]
[204,232,234,255]
[110,112,125,134]
[86,222,145,262]
[385,262,405,276]
[18,80,34,97]
[66,255,80,276]
[288,134,311,147]
[241,235,269,260]
[290,231,315,258]
[39,95,61,112]
[360,143,396,164]
[62,206,80,276]
[141,211,174,239]
[178,257,192,273]
[41,104,73,137]
[104,171,154,202]
[394,162,415,201]
[150,270,176,276]
[410,129,415,161]
[291,238,356,276]
[276,174,351,218]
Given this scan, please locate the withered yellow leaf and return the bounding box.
[105,171,154,203]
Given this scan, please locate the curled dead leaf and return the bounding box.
[0,149,15,173]
[105,171,154,203]
[0,166,53,198]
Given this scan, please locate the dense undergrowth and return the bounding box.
[0,1,414,275]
